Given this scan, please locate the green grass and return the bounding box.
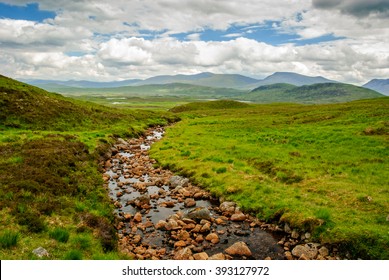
[150,98,389,259]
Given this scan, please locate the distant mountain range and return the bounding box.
[23,71,337,90]
[363,79,389,96]
[17,71,387,104]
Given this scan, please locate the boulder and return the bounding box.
[205,233,219,244]
[133,212,142,223]
[230,212,246,222]
[32,247,49,258]
[184,198,196,208]
[174,240,187,248]
[174,247,193,260]
[219,201,236,214]
[291,243,318,260]
[178,230,190,241]
[318,246,329,257]
[208,253,226,260]
[170,176,189,188]
[155,220,168,230]
[185,207,211,220]
[193,252,209,260]
[225,241,252,257]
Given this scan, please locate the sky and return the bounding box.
[0,0,388,84]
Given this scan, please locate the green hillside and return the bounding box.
[40,82,245,99]
[242,83,383,104]
[0,75,175,259]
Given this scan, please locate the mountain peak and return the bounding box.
[363,78,389,96]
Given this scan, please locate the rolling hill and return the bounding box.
[246,72,336,89]
[240,82,384,104]
[363,79,389,96]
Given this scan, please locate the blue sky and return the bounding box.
[0,2,55,22]
[0,0,388,83]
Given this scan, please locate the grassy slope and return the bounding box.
[242,83,383,104]
[0,75,177,259]
[150,99,389,259]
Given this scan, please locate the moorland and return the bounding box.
[0,73,388,259]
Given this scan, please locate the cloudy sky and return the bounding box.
[0,0,388,84]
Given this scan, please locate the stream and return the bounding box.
[101,127,315,260]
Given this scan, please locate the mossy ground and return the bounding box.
[150,99,389,259]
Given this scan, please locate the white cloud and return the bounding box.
[98,38,152,66]
[0,0,388,84]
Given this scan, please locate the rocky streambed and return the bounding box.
[101,127,336,260]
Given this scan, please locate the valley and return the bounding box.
[0,75,388,260]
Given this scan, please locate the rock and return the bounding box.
[318,246,329,257]
[205,233,219,244]
[291,243,318,260]
[133,212,142,223]
[215,218,225,225]
[170,176,189,188]
[185,207,211,221]
[208,253,226,260]
[174,240,187,248]
[166,219,180,230]
[174,247,193,260]
[133,235,142,244]
[155,220,168,230]
[219,201,236,214]
[299,254,309,260]
[184,198,196,208]
[305,232,311,240]
[193,192,203,199]
[225,241,252,257]
[123,213,132,220]
[284,223,292,234]
[285,251,293,260]
[200,223,211,233]
[178,230,190,241]
[291,230,299,239]
[230,212,246,222]
[163,201,176,208]
[195,235,204,243]
[134,194,150,208]
[193,252,209,260]
[32,247,49,258]
[191,224,202,233]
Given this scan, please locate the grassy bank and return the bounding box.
[0,76,177,259]
[150,99,389,259]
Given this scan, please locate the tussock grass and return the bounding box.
[49,228,70,243]
[0,231,19,249]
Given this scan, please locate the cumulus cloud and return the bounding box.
[0,0,388,84]
[312,0,389,17]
